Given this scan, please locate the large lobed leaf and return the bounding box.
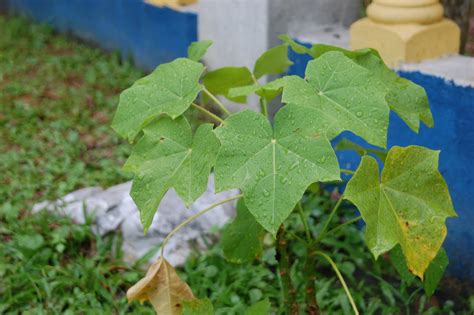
[345,146,456,278]
[309,44,433,133]
[280,35,433,133]
[127,257,195,315]
[124,116,219,231]
[331,46,433,133]
[214,109,340,236]
[282,51,390,148]
[112,58,204,142]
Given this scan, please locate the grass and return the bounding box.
[182,190,473,314]
[0,211,155,314]
[1,15,473,314]
[0,15,150,314]
[0,16,143,215]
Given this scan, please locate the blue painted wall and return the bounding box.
[5,0,198,71]
[289,48,474,280]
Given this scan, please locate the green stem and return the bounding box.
[259,97,268,118]
[160,194,243,257]
[341,169,355,175]
[297,202,312,241]
[203,87,231,116]
[304,250,320,315]
[287,231,309,245]
[252,74,269,118]
[326,216,362,236]
[406,287,423,315]
[276,225,299,315]
[315,251,359,315]
[191,103,225,124]
[314,195,344,243]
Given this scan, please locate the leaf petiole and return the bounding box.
[286,231,309,245]
[315,251,359,315]
[252,73,269,118]
[160,194,243,257]
[326,216,362,236]
[259,97,269,118]
[296,201,312,241]
[203,87,231,116]
[314,195,344,243]
[192,103,225,124]
[341,168,355,175]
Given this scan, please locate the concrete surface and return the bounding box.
[33,177,239,266]
[398,55,474,87]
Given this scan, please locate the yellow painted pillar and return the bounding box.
[350,0,460,66]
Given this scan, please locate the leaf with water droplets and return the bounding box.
[187,40,213,62]
[124,116,219,231]
[202,67,254,103]
[307,44,433,133]
[345,146,456,278]
[214,109,340,235]
[253,44,293,79]
[220,199,265,263]
[112,58,204,142]
[127,257,195,315]
[282,51,390,148]
[385,78,433,132]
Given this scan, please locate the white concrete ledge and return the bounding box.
[290,25,351,49]
[397,55,474,88]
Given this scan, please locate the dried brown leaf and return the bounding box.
[127,257,195,315]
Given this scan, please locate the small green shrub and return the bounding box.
[116,37,457,313]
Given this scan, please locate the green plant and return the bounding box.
[112,37,457,314]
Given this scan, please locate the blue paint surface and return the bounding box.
[288,47,474,280]
[5,0,198,71]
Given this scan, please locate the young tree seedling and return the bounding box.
[113,37,456,315]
